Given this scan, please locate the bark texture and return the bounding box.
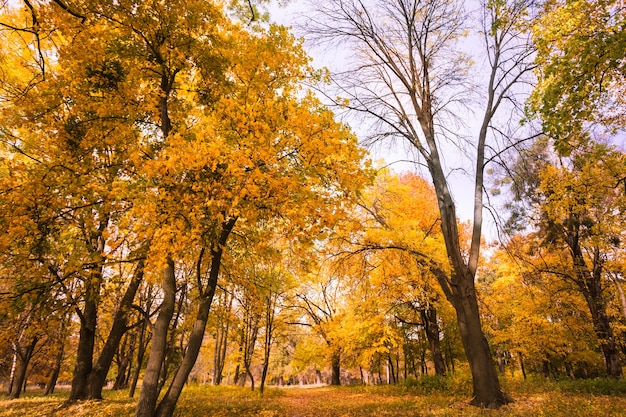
[135,259,176,417]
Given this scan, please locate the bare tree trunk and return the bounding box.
[135,259,176,417]
[45,345,64,395]
[213,292,232,385]
[496,346,505,374]
[259,294,276,395]
[572,247,622,378]
[387,356,396,384]
[445,337,455,374]
[113,332,134,390]
[129,290,152,398]
[448,269,509,407]
[87,259,145,399]
[233,361,241,386]
[69,215,109,401]
[155,294,212,415]
[241,307,259,392]
[113,355,130,390]
[7,345,17,395]
[518,352,526,380]
[9,336,38,399]
[69,271,101,401]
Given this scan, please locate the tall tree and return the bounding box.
[536,145,625,378]
[0,0,150,401]
[499,140,626,378]
[305,0,535,407]
[2,2,370,415]
[138,21,370,417]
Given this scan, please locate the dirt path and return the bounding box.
[275,386,422,417]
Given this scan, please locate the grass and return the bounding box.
[2,375,626,416]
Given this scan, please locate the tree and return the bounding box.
[304,0,536,406]
[135,260,177,417]
[134,18,370,416]
[86,258,146,399]
[529,0,626,155]
[210,286,235,386]
[498,140,626,378]
[231,240,294,395]
[536,144,626,378]
[0,0,152,401]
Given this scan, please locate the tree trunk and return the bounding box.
[241,310,259,392]
[135,259,177,417]
[129,295,151,398]
[421,306,446,376]
[330,349,341,386]
[387,356,396,384]
[9,336,38,399]
[233,362,241,386]
[153,218,236,417]
[396,353,400,382]
[428,156,510,408]
[518,352,526,380]
[585,294,623,378]
[113,357,129,390]
[45,344,64,395]
[213,292,232,385]
[69,215,109,401]
[7,345,17,395]
[69,273,100,401]
[154,295,212,417]
[245,360,255,391]
[112,338,131,390]
[496,346,505,374]
[450,272,510,408]
[260,295,275,396]
[156,283,186,395]
[445,337,455,374]
[410,354,417,378]
[573,248,623,379]
[113,332,134,390]
[87,259,145,399]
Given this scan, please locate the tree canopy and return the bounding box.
[1,0,625,415]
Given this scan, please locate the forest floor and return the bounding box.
[2,375,626,416]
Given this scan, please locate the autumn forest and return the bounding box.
[1,0,625,416]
